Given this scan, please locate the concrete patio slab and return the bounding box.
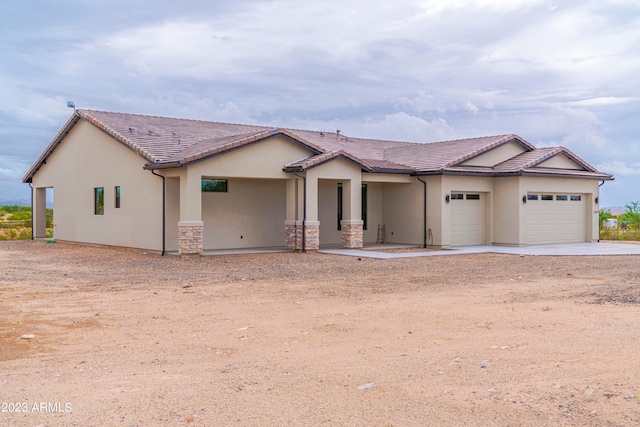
[320,242,640,259]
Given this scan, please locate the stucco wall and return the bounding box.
[31,120,163,250]
[536,155,583,170]
[381,180,424,245]
[318,179,341,245]
[493,177,522,245]
[364,182,383,243]
[201,178,286,249]
[462,141,527,167]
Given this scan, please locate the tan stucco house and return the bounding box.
[23,110,613,254]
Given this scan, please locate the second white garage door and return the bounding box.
[451,193,484,246]
[525,193,586,244]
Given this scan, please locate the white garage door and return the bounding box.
[526,193,586,244]
[451,193,484,246]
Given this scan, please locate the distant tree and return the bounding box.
[599,209,613,227]
[620,201,640,228]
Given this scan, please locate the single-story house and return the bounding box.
[23,110,613,254]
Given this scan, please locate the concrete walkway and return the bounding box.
[320,242,640,259]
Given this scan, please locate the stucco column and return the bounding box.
[178,170,203,254]
[33,187,47,239]
[340,178,364,249]
[284,178,298,250]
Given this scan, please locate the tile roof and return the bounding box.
[23,110,613,182]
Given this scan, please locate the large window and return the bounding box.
[94,188,104,215]
[202,179,227,192]
[115,186,121,208]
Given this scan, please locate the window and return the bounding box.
[337,183,343,230]
[541,194,553,201]
[94,188,104,215]
[556,195,568,201]
[450,193,464,200]
[466,194,480,200]
[570,195,581,201]
[115,186,121,208]
[527,194,539,201]
[362,184,367,231]
[202,179,227,192]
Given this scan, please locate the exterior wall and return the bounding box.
[165,177,181,252]
[363,182,383,243]
[189,136,313,180]
[536,155,583,170]
[519,176,599,243]
[425,175,444,247]
[31,120,163,250]
[318,179,341,245]
[164,136,314,251]
[462,141,527,166]
[492,177,522,245]
[201,178,286,249]
[381,180,424,245]
[306,159,362,247]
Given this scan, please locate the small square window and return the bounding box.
[202,179,228,192]
[556,195,568,201]
[570,195,581,201]
[466,194,480,200]
[527,194,539,200]
[541,195,553,201]
[94,187,104,215]
[115,186,121,208]
[450,193,464,200]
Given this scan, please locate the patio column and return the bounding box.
[33,187,47,239]
[178,170,203,255]
[284,178,299,250]
[304,175,320,250]
[340,178,364,249]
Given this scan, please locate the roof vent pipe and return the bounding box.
[336,129,341,139]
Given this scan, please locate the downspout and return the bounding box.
[417,176,427,248]
[150,170,166,256]
[294,172,306,253]
[28,183,33,240]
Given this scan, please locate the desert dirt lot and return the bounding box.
[1,241,639,426]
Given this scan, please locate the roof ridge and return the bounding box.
[198,127,273,142]
[79,109,270,130]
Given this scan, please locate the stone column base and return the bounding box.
[341,220,364,249]
[284,220,320,251]
[178,221,203,255]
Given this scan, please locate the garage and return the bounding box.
[525,193,586,244]
[450,193,484,246]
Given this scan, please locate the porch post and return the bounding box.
[340,178,364,249]
[284,178,298,250]
[178,170,203,255]
[303,175,320,251]
[33,187,47,239]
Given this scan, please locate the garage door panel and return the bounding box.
[451,194,484,246]
[526,194,585,244]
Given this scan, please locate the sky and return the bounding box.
[1,0,638,207]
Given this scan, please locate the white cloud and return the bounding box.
[596,161,640,176]
[356,112,456,142]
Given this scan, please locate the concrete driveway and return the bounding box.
[320,242,640,259]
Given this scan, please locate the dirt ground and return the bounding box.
[1,240,639,427]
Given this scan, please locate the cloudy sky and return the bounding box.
[1,0,638,207]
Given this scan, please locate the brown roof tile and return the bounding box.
[22,110,613,183]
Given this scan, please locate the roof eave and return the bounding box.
[144,161,183,170]
[22,112,82,183]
